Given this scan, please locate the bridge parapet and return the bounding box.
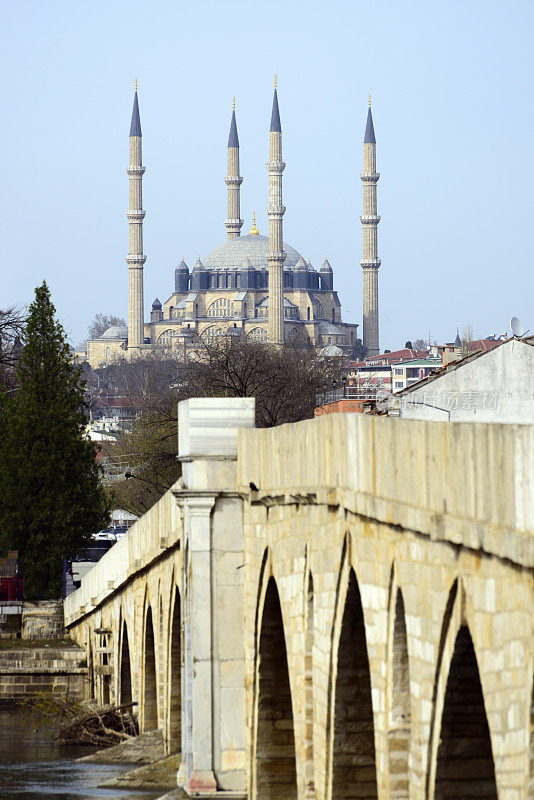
[64,486,181,626]
[237,414,534,567]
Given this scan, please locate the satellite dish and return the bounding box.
[510,317,524,338]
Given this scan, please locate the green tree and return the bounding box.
[0,283,109,599]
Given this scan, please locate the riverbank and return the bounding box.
[77,729,185,796]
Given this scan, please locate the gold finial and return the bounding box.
[274,75,277,89]
[369,93,371,107]
[250,212,259,235]
[232,96,235,110]
[135,77,138,93]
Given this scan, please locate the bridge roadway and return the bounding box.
[65,398,534,800]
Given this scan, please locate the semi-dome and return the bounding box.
[318,321,343,336]
[203,233,301,271]
[101,325,128,339]
[320,345,343,357]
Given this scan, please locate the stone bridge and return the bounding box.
[65,399,534,800]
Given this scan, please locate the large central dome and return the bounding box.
[203,233,301,271]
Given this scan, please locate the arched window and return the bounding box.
[285,327,300,343]
[157,329,175,346]
[313,299,323,319]
[207,298,234,318]
[332,308,335,322]
[201,325,223,343]
[248,327,268,342]
[307,307,311,321]
[106,347,111,361]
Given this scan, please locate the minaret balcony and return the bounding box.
[360,259,381,269]
[224,176,243,186]
[360,215,381,225]
[127,166,146,176]
[126,254,147,265]
[266,205,286,217]
[360,172,380,182]
[266,160,286,173]
[127,210,146,221]
[224,218,243,227]
[267,250,287,264]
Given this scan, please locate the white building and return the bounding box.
[389,338,534,423]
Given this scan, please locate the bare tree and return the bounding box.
[0,306,26,389]
[412,338,428,351]
[106,338,343,514]
[461,323,474,344]
[88,314,126,340]
[182,335,343,427]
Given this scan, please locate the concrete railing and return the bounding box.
[64,485,182,626]
[237,414,534,568]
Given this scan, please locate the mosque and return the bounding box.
[85,82,380,368]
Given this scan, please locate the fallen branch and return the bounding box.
[17,693,139,747]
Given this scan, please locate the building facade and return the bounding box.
[86,84,381,368]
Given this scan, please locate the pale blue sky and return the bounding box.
[1,0,533,349]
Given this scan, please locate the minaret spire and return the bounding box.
[266,79,286,344]
[225,99,243,240]
[360,97,380,356]
[126,79,146,353]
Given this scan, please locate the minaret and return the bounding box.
[266,77,286,345]
[127,79,146,353]
[360,95,380,356]
[225,98,243,240]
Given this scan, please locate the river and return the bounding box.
[0,708,161,800]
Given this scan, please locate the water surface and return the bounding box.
[0,708,161,800]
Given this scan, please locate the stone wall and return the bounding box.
[21,600,64,640]
[0,646,87,703]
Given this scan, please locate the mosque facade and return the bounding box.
[86,84,380,368]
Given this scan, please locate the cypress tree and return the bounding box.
[0,282,109,599]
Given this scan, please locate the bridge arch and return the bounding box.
[303,569,315,799]
[426,578,498,799]
[166,571,182,754]
[325,535,378,800]
[87,636,95,700]
[529,666,534,799]
[158,590,165,724]
[386,564,411,800]
[142,591,158,732]
[331,567,378,800]
[252,551,297,800]
[119,616,133,706]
